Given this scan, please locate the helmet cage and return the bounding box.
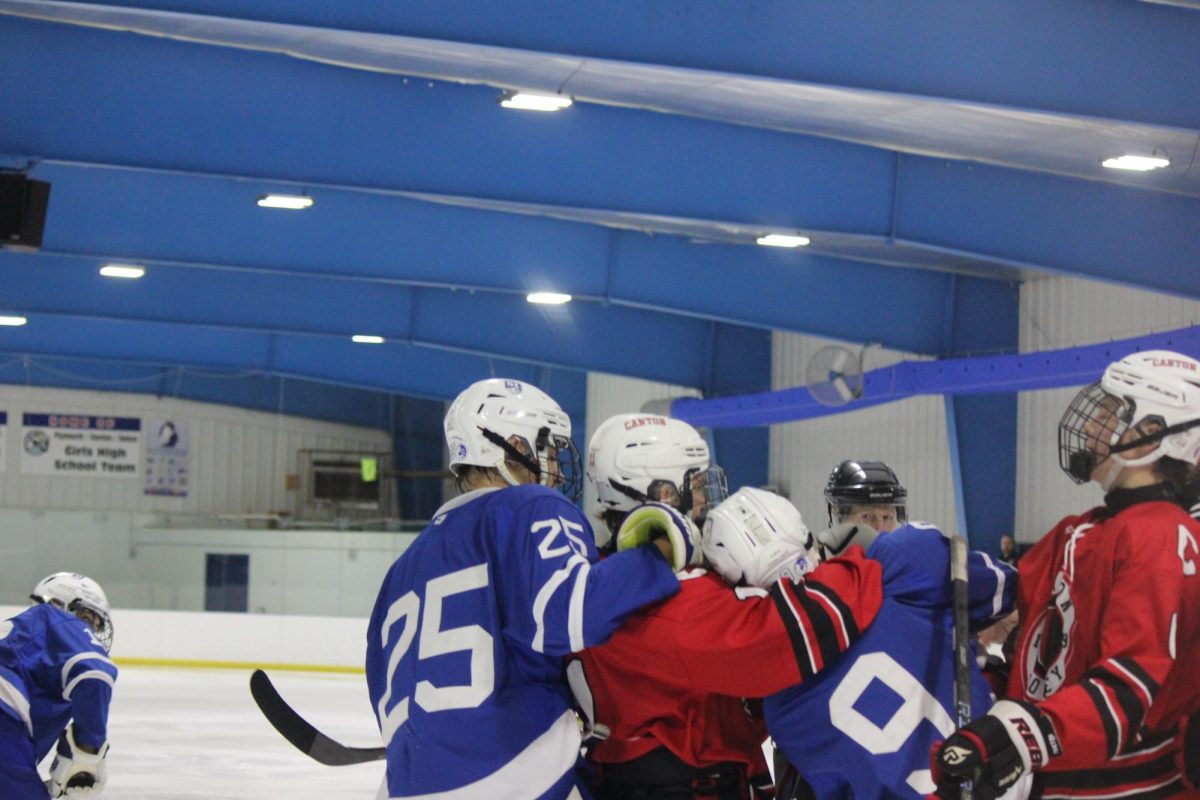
[478,425,583,502]
[30,574,113,651]
[644,464,729,520]
[1058,381,1200,485]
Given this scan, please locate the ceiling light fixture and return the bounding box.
[99,263,145,279]
[351,334,385,344]
[1101,155,1170,171]
[499,91,573,112]
[527,292,572,305]
[257,193,314,210]
[756,233,811,248]
[0,315,28,326]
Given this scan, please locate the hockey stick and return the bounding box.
[249,669,386,766]
[949,534,974,800]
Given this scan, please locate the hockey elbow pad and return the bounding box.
[616,502,701,571]
[48,722,109,798]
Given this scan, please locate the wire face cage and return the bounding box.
[1058,382,1130,483]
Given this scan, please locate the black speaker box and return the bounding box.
[0,174,51,251]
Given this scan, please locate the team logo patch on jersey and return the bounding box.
[1023,572,1075,701]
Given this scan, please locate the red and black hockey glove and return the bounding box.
[931,700,1060,800]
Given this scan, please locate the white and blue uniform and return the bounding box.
[366,484,680,800]
[0,604,117,800]
[765,524,1017,800]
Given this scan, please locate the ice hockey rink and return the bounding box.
[100,666,385,800]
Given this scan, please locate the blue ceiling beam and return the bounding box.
[0,19,896,231]
[673,323,1200,428]
[0,252,714,387]
[896,160,1200,300]
[0,315,579,403]
[6,0,1197,130]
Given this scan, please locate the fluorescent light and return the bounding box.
[257,194,314,210]
[527,292,572,305]
[351,334,385,344]
[0,315,27,326]
[99,263,145,279]
[1101,155,1170,171]
[499,91,573,111]
[756,233,811,248]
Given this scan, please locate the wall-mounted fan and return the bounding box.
[805,345,865,407]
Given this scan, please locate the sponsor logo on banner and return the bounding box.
[19,413,142,478]
[143,418,189,497]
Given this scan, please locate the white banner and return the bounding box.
[20,413,142,478]
[144,418,190,497]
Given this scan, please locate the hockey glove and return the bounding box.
[616,502,702,571]
[815,521,879,559]
[48,723,109,798]
[931,700,1059,800]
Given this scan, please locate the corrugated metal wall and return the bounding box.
[584,372,701,524]
[1015,277,1200,542]
[0,385,392,514]
[769,333,959,535]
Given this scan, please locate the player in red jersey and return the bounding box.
[571,414,885,800]
[933,350,1200,800]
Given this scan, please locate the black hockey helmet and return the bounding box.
[824,460,907,527]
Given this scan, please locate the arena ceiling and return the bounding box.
[1,0,1199,407]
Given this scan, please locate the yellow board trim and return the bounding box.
[114,657,364,675]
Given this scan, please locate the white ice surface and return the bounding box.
[93,666,385,800]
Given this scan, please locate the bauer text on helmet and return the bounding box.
[587,413,727,548]
[444,378,583,501]
[824,460,907,532]
[1058,350,1200,491]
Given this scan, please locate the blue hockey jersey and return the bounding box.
[366,484,681,800]
[0,603,117,758]
[765,523,1017,800]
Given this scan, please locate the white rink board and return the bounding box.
[101,666,385,800]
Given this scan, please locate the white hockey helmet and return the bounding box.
[444,378,582,500]
[587,413,727,547]
[702,487,817,588]
[31,572,113,651]
[1059,350,1200,490]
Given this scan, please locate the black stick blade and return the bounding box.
[249,669,386,766]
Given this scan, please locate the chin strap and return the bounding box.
[478,426,544,484]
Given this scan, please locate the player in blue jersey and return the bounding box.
[366,379,687,800]
[1,572,117,800]
[702,492,1017,800]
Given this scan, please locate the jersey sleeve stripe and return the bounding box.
[531,554,588,654]
[1086,667,1149,745]
[770,581,819,680]
[61,651,116,691]
[63,669,116,700]
[1037,752,1178,791]
[977,552,1008,619]
[0,672,33,737]
[787,583,844,672]
[1083,677,1124,759]
[1108,657,1158,703]
[802,579,859,648]
[566,561,591,653]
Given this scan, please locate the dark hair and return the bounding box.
[1156,456,1200,503]
[454,465,500,494]
[597,510,628,549]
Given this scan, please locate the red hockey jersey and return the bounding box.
[569,549,884,775]
[1009,496,1200,800]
